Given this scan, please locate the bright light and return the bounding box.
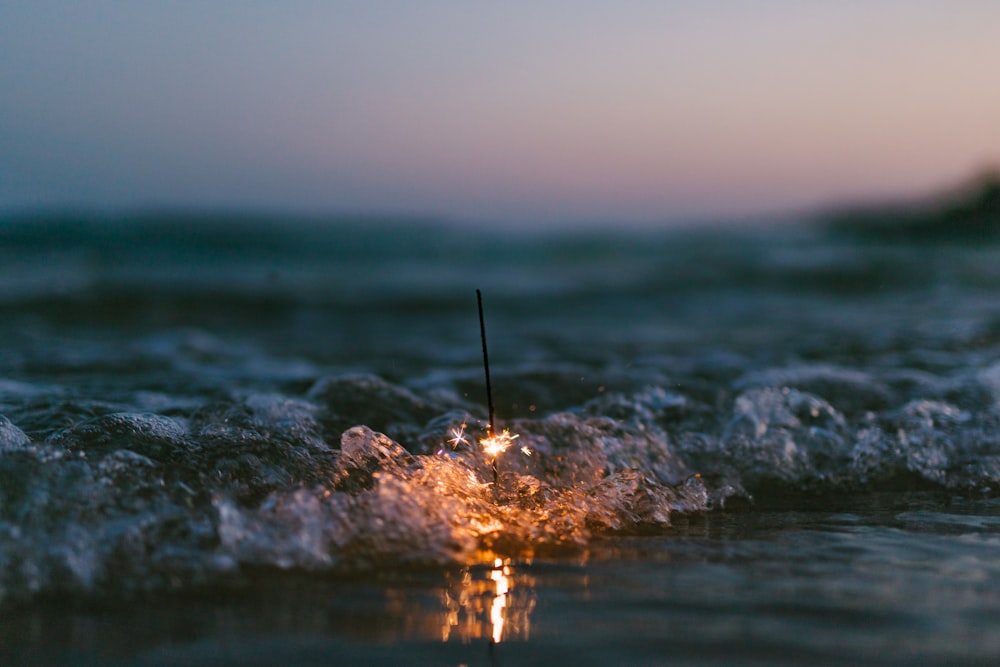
[480,428,519,458]
[447,423,469,449]
[490,558,511,643]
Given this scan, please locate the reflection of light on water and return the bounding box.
[440,557,535,644]
[490,558,509,643]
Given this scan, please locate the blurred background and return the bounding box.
[2,1,999,227]
[5,8,1000,665]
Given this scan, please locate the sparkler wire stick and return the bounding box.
[477,289,496,439]
[476,289,499,485]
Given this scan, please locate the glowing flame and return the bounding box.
[480,428,519,458]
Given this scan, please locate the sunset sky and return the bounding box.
[2,2,999,225]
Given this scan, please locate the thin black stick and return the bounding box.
[477,289,500,487]
[477,289,496,439]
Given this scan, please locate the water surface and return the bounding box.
[2,214,1000,664]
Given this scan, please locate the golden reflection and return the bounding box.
[440,556,535,644]
[489,558,509,643]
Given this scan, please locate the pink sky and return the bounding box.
[2,2,999,224]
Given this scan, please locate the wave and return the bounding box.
[4,362,1000,607]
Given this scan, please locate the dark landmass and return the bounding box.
[825,170,1000,242]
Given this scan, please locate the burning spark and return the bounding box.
[480,428,519,458]
[520,446,532,457]
[447,423,469,449]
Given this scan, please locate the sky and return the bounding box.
[2,1,999,225]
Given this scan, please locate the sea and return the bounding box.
[2,212,1000,666]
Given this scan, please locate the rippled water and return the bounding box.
[2,214,1000,664]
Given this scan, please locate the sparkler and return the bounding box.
[476,289,516,485]
[477,289,495,440]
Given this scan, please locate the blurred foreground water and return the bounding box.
[2,208,1000,665]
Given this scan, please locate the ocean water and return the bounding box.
[2,214,1000,665]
